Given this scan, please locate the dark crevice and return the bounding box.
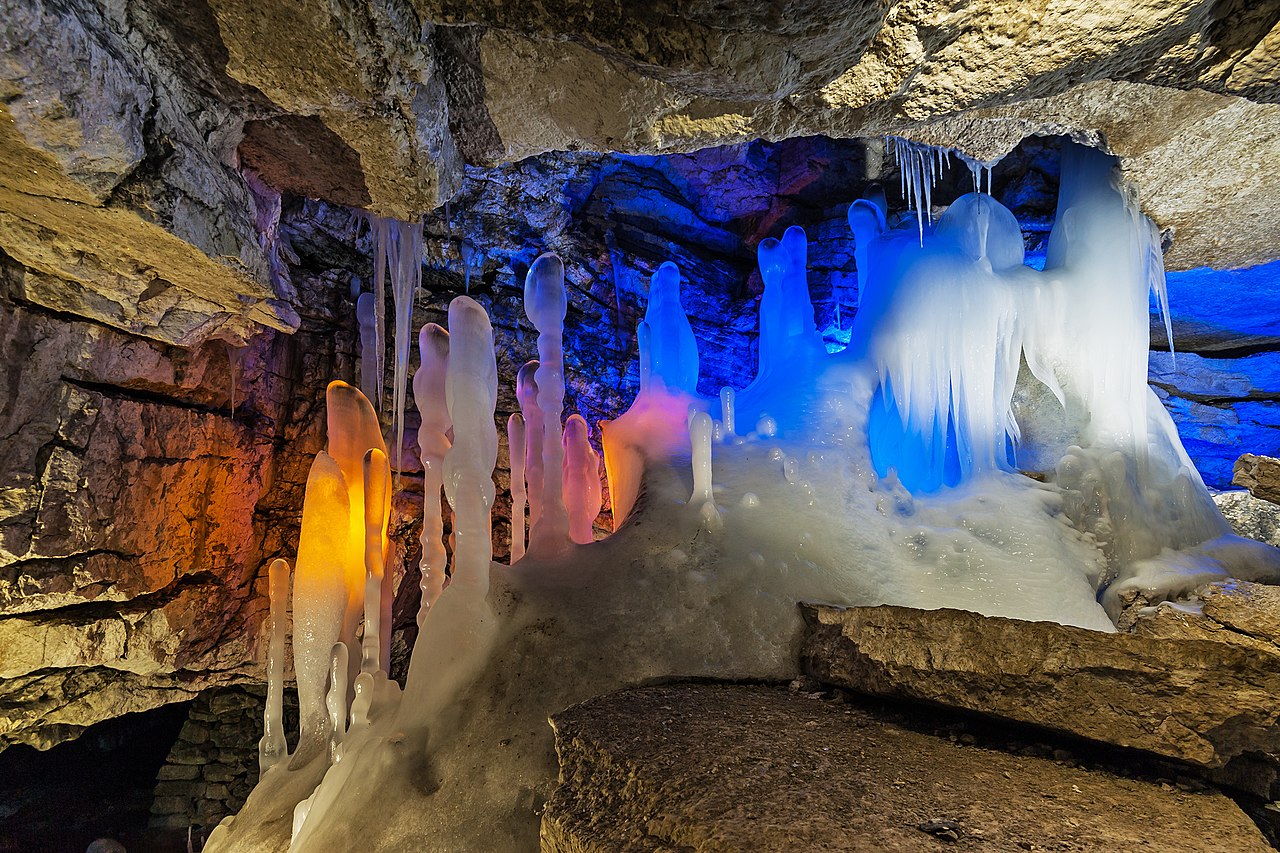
[0,570,224,626]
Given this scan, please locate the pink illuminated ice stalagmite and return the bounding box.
[508,413,527,561]
[290,451,351,766]
[516,360,544,529]
[524,254,572,556]
[413,323,451,622]
[562,414,601,544]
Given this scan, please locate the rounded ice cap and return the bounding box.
[524,252,567,332]
[935,192,1024,270]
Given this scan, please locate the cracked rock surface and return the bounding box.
[542,683,1270,852]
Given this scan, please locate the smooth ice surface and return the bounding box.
[289,451,351,767]
[508,413,528,561]
[516,360,544,529]
[413,324,451,620]
[525,254,572,556]
[562,414,602,544]
[355,292,379,408]
[212,141,1280,853]
[258,558,289,774]
[641,261,699,395]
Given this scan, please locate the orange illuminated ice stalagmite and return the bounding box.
[290,450,350,767]
[324,381,389,654]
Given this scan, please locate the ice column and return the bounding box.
[443,296,499,593]
[356,292,380,407]
[413,324,451,622]
[360,448,390,674]
[516,361,544,527]
[258,558,289,773]
[524,254,572,556]
[290,451,350,766]
[562,414,601,544]
[508,414,527,562]
[641,262,699,395]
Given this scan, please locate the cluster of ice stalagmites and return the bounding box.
[209,141,1280,853]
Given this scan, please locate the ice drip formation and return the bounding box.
[208,142,1280,851]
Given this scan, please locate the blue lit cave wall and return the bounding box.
[370,132,1271,504]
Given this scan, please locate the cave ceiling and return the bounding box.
[1,0,1278,339]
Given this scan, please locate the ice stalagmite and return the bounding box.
[688,411,720,528]
[258,557,290,773]
[356,292,380,407]
[361,448,391,674]
[290,451,350,766]
[516,361,544,528]
[524,254,572,556]
[847,190,888,306]
[325,381,388,652]
[562,414,601,544]
[398,296,502,715]
[508,413,527,561]
[641,262,699,395]
[325,642,349,762]
[719,386,735,437]
[443,296,499,592]
[413,323,451,621]
[735,225,823,433]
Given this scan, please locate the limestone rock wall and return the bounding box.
[0,197,360,751]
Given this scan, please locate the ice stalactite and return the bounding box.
[525,254,572,556]
[258,557,289,774]
[562,414,602,544]
[508,413,527,561]
[641,261,699,395]
[290,451,351,767]
[413,324,451,622]
[891,136,950,241]
[517,361,544,529]
[356,292,380,407]
[372,217,424,482]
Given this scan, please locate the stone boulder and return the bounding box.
[799,595,1280,794]
[1234,453,1280,505]
[542,683,1270,852]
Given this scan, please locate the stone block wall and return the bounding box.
[149,685,297,835]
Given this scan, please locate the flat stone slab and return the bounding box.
[542,684,1268,852]
[800,596,1280,783]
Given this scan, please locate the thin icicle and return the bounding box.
[370,216,425,486]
